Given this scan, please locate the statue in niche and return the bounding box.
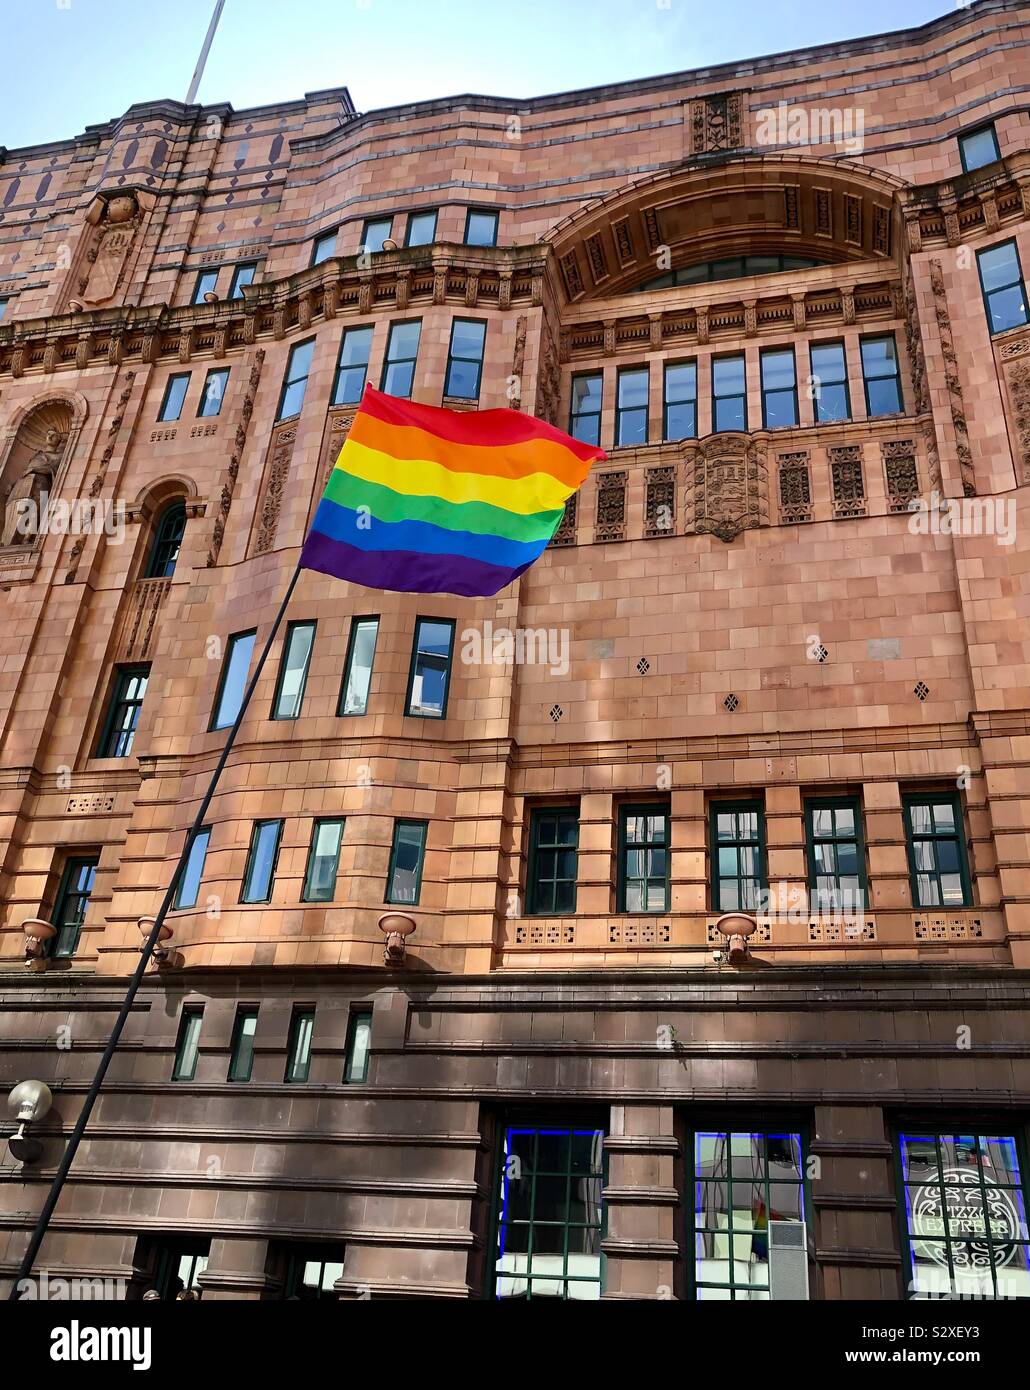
[79,194,140,305]
[1,426,66,547]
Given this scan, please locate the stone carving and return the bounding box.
[78,194,143,306]
[1,424,65,546]
[552,494,577,547]
[689,91,745,155]
[208,349,264,565]
[535,328,560,427]
[929,257,976,497]
[830,444,866,518]
[784,185,800,230]
[778,451,812,524]
[814,188,832,237]
[692,435,768,542]
[882,440,920,512]
[585,233,608,285]
[1000,335,1030,482]
[595,471,627,543]
[510,315,527,410]
[645,465,677,537]
[613,218,634,265]
[560,251,584,299]
[903,270,930,415]
[873,204,891,255]
[254,423,296,555]
[844,194,862,245]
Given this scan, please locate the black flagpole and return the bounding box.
[9,560,303,1299]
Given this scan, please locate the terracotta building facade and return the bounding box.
[2,0,1030,1301]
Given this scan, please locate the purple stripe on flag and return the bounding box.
[298,529,527,597]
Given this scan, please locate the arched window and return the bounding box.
[144,500,187,579]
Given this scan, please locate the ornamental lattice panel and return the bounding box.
[882,440,920,512]
[830,445,866,519]
[645,465,677,537]
[595,471,627,542]
[778,451,812,524]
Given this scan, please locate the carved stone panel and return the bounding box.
[830,444,866,518]
[552,494,577,548]
[692,436,768,542]
[778,451,812,524]
[882,440,920,512]
[689,91,746,155]
[1000,334,1030,483]
[253,422,297,555]
[645,465,677,537]
[595,471,627,543]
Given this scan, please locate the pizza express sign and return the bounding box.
[912,1169,1021,1268]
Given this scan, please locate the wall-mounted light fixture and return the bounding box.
[6,1081,53,1164]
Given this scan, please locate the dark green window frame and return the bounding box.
[228,262,257,299]
[310,229,338,266]
[240,818,284,905]
[860,334,903,417]
[190,269,219,304]
[663,359,697,440]
[209,628,256,731]
[144,500,187,578]
[97,664,149,758]
[338,615,379,716]
[279,1243,345,1299]
[379,319,422,399]
[615,365,649,446]
[405,209,438,247]
[331,325,373,406]
[903,792,972,908]
[197,367,230,418]
[50,855,100,957]
[404,616,455,719]
[158,372,191,422]
[617,804,670,913]
[527,807,579,915]
[688,1122,809,1301]
[712,353,747,433]
[302,817,345,903]
[270,619,316,721]
[490,1118,607,1300]
[805,796,867,915]
[896,1128,1030,1300]
[569,371,603,447]
[227,1006,259,1082]
[359,217,393,254]
[150,1238,210,1300]
[172,1006,204,1081]
[275,337,315,422]
[760,346,799,429]
[285,1008,316,1084]
[959,122,1000,174]
[464,207,498,247]
[386,819,428,906]
[444,317,487,400]
[711,800,766,913]
[976,239,1029,337]
[344,1009,373,1082]
[809,339,852,423]
[172,826,211,911]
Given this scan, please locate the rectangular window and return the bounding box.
[240,819,284,905]
[270,620,316,720]
[618,805,669,912]
[712,354,747,432]
[806,797,866,915]
[569,371,602,446]
[405,617,455,718]
[690,1129,806,1300]
[191,269,219,304]
[712,802,765,913]
[276,337,315,421]
[158,373,190,422]
[360,217,392,254]
[210,629,256,731]
[228,262,256,299]
[0,299,8,322]
[527,808,579,915]
[405,209,438,247]
[279,1244,345,1300]
[338,616,379,715]
[464,208,498,247]
[51,856,99,957]
[615,366,648,446]
[899,1132,1029,1300]
[173,827,211,911]
[386,820,427,905]
[285,1010,315,1084]
[172,1006,204,1081]
[760,347,798,429]
[303,818,344,903]
[444,318,487,400]
[663,360,697,440]
[344,1009,372,1083]
[977,240,1029,336]
[311,229,337,266]
[903,793,971,907]
[493,1123,605,1299]
[380,320,421,398]
[227,1006,259,1082]
[97,665,149,757]
[860,334,903,416]
[197,367,230,418]
[959,123,1000,173]
[809,340,851,423]
[331,325,373,406]
[149,1239,210,1300]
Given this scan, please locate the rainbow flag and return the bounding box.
[299,385,604,597]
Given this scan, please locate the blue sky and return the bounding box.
[4,0,952,150]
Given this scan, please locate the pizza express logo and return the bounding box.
[913,1169,1021,1268]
